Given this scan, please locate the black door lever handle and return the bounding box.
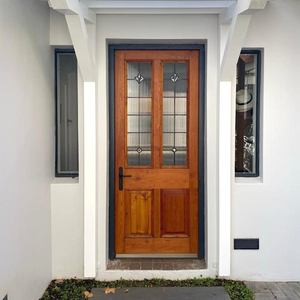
[119,167,131,190]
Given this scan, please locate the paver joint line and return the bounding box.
[249,282,300,300]
[91,287,231,300]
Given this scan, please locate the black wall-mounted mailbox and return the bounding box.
[234,238,259,250]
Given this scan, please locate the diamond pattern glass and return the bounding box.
[162,63,187,166]
[127,62,152,166]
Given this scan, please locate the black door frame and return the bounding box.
[108,44,206,260]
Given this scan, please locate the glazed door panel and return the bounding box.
[115,50,199,256]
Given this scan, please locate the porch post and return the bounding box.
[64,12,96,278]
[219,14,252,277]
[82,82,96,277]
[48,0,96,276]
[218,0,268,276]
[218,81,233,276]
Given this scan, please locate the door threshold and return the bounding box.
[116,254,198,259]
[107,258,206,270]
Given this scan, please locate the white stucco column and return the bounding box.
[65,13,97,278]
[218,13,252,277]
[83,82,96,277]
[218,81,232,276]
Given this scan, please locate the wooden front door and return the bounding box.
[115,50,199,256]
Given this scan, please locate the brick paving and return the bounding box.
[107,259,206,270]
[245,282,300,300]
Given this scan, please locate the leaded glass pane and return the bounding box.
[176,63,187,79]
[127,80,139,97]
[127,62,152,166]
[140,151,151,166]
[163,151,174,166]
[140,98,151,114]
[127,116,139,132]
[127,98,139,114]
[163,80,175,97]
[140,63,152,79]
[162,62,188,166]
[127,133,139,149]
[140,80,151,97]
[163,133,174,148]
[175,80,187,97]
[175,151,187,165]
[175,116,186,132]
[140,116,151,132]
[175,98,187,114]
[163,98,175,115]
[127,63,139,79]
[163,116,175,133]
[140,133,151,148]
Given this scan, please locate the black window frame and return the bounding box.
[55,48,79,178]
[235,49,261,178]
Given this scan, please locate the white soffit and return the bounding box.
[80,0,237,14]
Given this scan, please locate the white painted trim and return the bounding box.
[63,13,97,278]
[91,8,226,14]
[83,82,97,278]
[220,14,252,81]
[65,15,95,82]
[82,0,236,9]
[219,0,268,24]
[218,81,232,277]
[48,0,96,23]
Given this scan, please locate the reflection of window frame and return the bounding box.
[235,49,261,178]
[55,49,79,178]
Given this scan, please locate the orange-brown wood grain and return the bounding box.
[161,190,190,237]
[115,50,199,255]
[125,190,153,237]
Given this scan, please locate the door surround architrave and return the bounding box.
[108,43,206,260]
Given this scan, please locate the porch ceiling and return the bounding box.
[80,0,237,14]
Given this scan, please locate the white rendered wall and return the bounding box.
[51,180,84,278]
[50,10,72,46]
[231,0,300,281]
[96,14,219,280]
[51,71,84,279]
[0,1,53,299]
[50,13,220,280]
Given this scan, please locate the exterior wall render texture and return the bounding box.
[50,0,300,282]
[96,14,219,280]
[0,1,53,299]
[232,0,300,281]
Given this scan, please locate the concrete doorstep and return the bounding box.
[91,287,231,300]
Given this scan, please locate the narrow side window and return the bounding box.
[55,50,78,177]
[235,50,261,177]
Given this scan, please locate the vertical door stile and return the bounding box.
[115,51,126,253]
[189,51,199,253]
[153,59,162,239]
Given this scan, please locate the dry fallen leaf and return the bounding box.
[103,287,116,294]
[83,291,93,298]
[124,289,129,293]
[55,279,64,284]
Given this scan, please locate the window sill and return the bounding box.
[234,176,263,184]
[52,177,79,185]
